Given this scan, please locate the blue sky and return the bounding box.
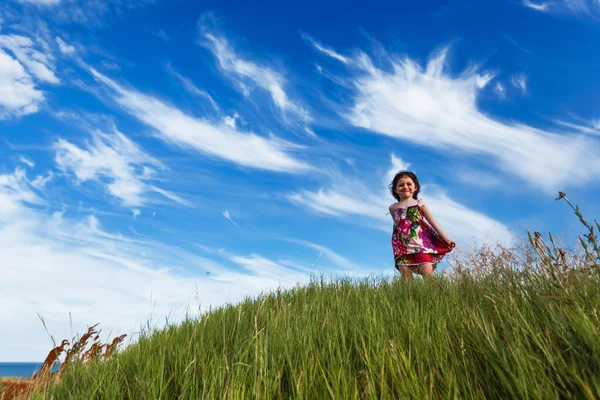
[1,0,600,362]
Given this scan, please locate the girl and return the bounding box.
[389,171,455,281]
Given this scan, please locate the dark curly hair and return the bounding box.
[389,171,420,201]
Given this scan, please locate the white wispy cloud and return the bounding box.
[16,0,61,5]
[89,68,312,173]
[556,118,600,136]
[198,15,310,122]
[31,171,54,189]
[495,82,506,98]
[0,34,58,83]
[314,64,353,88]
[165,63,219,112]
[520,0,599,17]
[288,155,513,246]
[385,154,411,184]
[222,210,240,228]
[511,73,528,93]
[309,41,600,192]
[304,126,318,138]
[54,128,188,208]
[563,0,595,15]
[19,156,35,168]
[155,29,170,42]
[283,238,363,272]
[301,32,351,64]
[0,168,45,221]
[226,253,302,280]
[0,50,44,118]
[12,0,158,26]
[0,33,57,118]
[522,0,551,11]
[197,245,344,284]
[55,36,75,54]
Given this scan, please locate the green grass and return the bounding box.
[37,194,600,398]
[41,272,600,399]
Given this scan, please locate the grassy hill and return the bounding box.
[38,269,600,399]
[9,195,600,399]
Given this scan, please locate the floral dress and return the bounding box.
[391,200,452,270]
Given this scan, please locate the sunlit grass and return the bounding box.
[36,267,599,399]
[9,193,600,399]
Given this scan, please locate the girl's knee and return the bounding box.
[418,263,435,277]
[396,266,413,281]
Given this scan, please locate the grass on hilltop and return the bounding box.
[7,194,600,399]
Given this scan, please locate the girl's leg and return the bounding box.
[417,263,435,279]
[397,266,413,282]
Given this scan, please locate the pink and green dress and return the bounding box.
[391,200,452,270]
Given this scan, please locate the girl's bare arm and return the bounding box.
[388,205,395,222]
[421,202,455,247]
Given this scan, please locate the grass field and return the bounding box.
[36,267,600,399]
[4,194,600,399]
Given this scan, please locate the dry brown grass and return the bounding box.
[442,192,599,284]
[0,379,35,400]
[0,324,126,400]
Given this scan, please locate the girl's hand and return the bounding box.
[421,202,454,249]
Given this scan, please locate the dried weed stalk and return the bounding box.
[445,192,599,289]
[0,324,126,400]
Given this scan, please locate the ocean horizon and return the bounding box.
[0,362,46,378]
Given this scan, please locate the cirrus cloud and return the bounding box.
[0,34,57,118]
[305,38,600,192]
[55,128,189,208]
[198,14,311,123]
[89,68,312,174]
[521,0,600,18]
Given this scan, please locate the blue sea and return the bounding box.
[0,362,45,378]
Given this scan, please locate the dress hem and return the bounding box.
[395,261,440,267]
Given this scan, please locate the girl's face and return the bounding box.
[395,176,417,200]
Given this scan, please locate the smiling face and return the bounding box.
[394,176,417,200]
[389,171,421,201]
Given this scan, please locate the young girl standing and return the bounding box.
[389,171,455,281]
